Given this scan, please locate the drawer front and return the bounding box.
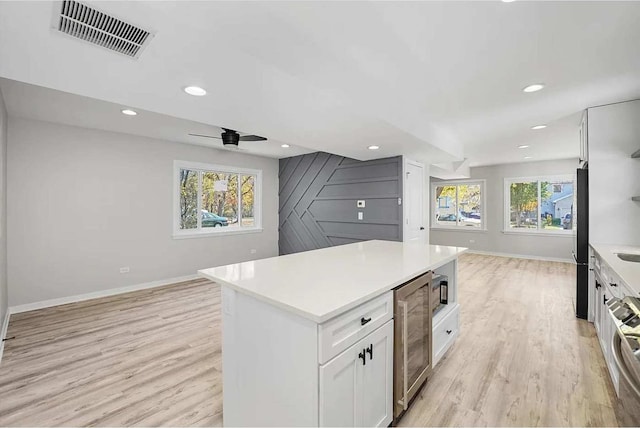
[319,292,393,364]
[433,305,459,366]
[605,268,625,299]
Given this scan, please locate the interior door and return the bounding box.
[405,161,425,243]
[361,320,394,428]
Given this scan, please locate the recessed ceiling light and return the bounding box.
[524,156,533,159]
[281,144,290,148]
[518,145,529,149]
[523,83,545,93]
[183,86,207,96]
[531,125,547,130]
[121,109,137,116]
[368,145,380,150]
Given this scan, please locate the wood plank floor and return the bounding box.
[0,254,620,427]
[399,254,619,427]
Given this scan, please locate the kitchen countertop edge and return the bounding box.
[591,243,640,296]
[199,243,468,324]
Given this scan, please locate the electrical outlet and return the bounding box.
[357,200,366,208]
[469,239,476,244]
[119,267,130,274]
[358,212,364,220]
[250,249,257,254]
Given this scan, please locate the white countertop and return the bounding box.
[199,240,467,323]
[591,243,640,296]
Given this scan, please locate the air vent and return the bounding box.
[53,0,153,59]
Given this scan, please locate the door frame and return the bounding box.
[402,157,427,243]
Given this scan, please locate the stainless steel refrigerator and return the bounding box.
[574,167,589,319]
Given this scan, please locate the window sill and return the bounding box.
[501,230,575,238]
[431,227,487,233]
[173,227,264,240]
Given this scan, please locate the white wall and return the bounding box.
[7,118,279,307]
[0,89,7,328]
[430,158,579,261]
[588,99,640,246]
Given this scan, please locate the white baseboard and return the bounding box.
[8,274,200,315]
[0,309,10,364]
[466,250,573,264]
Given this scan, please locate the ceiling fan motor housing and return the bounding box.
[221,130,240,146]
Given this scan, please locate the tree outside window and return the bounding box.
[433,181,484,229]
[176,162,260,235]
[506,176,575,233]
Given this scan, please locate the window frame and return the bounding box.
[431,179,487,231]
[503,174,576,236]
[173,160,263,239]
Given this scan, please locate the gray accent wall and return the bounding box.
[279,153,402,255]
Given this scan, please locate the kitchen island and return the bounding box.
[199,240,467,427]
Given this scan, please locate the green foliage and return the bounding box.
[179,169,198,229]
[179,169,256,228]
[435,184,481,211]
[510,182,538,227]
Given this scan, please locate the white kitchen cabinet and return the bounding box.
[360,320,393,427]
[592,249,622,396]
[588,100,640,245]
[594,274,603,337]
[433,305,460,366]
[320,320,393,428]
[431,259,460,367]
[319,340,360,426]
[201,241,467,427]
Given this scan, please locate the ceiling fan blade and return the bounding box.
[188,133,221,139]
[239,135,267,142]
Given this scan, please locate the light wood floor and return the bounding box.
[0,254,620,427]
[399,254,619,427]
[0,279,223,427]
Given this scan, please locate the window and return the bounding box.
[174,161,262,237]
[432,181,485,230]
[505,175,575,234]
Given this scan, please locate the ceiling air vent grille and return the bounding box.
[54,0,153,58]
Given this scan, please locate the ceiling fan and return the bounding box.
[188,128,267,148]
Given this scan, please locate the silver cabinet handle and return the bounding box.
[397,300,409,411]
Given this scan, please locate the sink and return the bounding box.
[616,253,640,263]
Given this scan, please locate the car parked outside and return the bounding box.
[437,213,481,227]
[562,213,572,230]
[438,213,457,222]
[202,210,229,227]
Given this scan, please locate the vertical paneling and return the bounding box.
[279,153,402,255]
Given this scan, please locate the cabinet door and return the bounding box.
[599,288,609,355]
[361,320,393,428]
[594,277,602,335]
[320,320,394,428]
[319,341,363,427]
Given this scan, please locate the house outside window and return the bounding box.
[504,175,575,234]
[432,180,485,230]
[173,160,262,238]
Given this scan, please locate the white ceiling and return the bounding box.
[1,1,639,166]
[0,77,313,158]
